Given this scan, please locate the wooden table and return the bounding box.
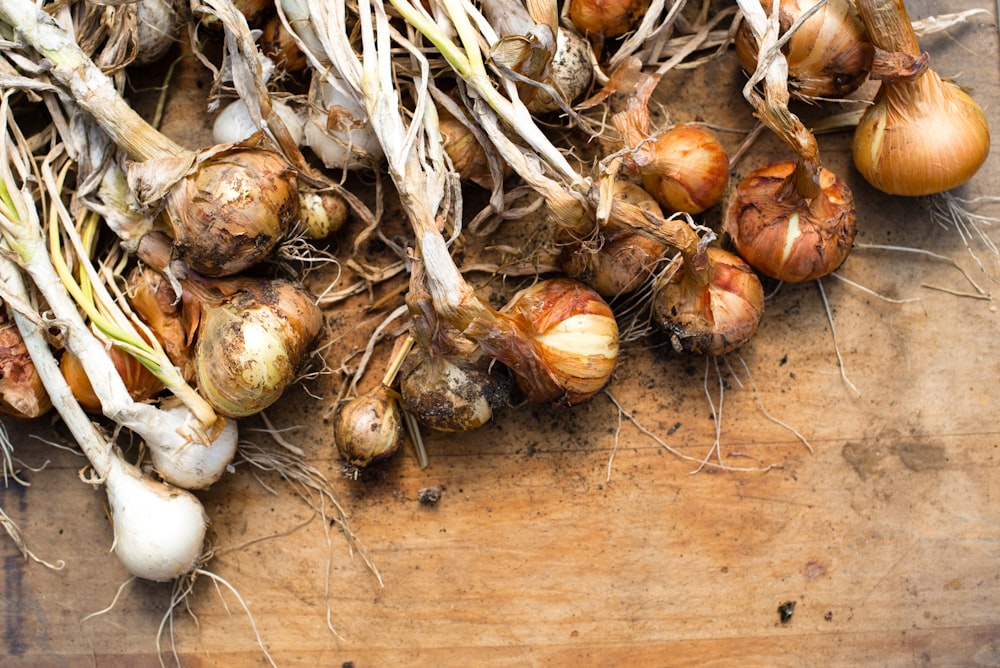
[2,1,998,665]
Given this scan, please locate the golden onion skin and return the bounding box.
[734,0,871,101]
[652,247,765,356]
[194,280,322,418]
[639,124,730,215]
[724,161,857,283]
[568,0,649,39]
[164,143,299,277]
[852,71,990,196]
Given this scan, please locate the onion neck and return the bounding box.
[855,0,920,56]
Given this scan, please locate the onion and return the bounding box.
[61,346,163,414]
[212,98,305,148]
[635,124,730,215]
[302,76,384,171]
[193,279,323,418]
[734,0,872,101]
[146,405,240,490]
[260,13,310,74]
[525,29,594,114]
[127,263,200,383]
[724,161,857,282]
[134,0,180,66]
[568,0,650,39]
[150,136,300,277]
[652,247,765,356]
[466,278,619,406]
[851,0,990,196]
[334,387,403,468]
[438,109,507,190]
[0,310,50,419]
[400,349,511,432]
[297,188,347,239]
[559,180,669,298]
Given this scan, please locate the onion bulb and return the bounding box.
[153,137,300,277]
[297,188,347,239]
[525,29,594,114]
[559,180,669,298]
[61,346,163,414]
[146,404,239,490]
[635,124,730,215]
[734,0,872,101]
[334,387,403,468]
[438,109,507,190]
[469,278,619,406]
[133,0,180,66]
[105,455,208,581]
[652,247,765,356]
[302,76,383,171]
[724,161,857,283]
[260,13,310,74]
[193,279,323,418]
[851,0,990,196]
[0,312,50,419]
[568,0,650,39]
[400,347,511,433]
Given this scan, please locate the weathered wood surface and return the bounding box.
[1,1,998,665]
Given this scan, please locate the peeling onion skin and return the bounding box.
[852,70,990,197]
[652,247,765,356]
[164,141,299,277]
[724,161,857,283]
[194,280,322,418]
[0,313,50,419]
[468,279,619,406]
[334,388,402,468]
[734,0,872,101]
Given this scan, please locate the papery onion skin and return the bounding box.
[334,388,402,468]
[194,280,322,418]
[469,278,619,406]
[164,140,299,277]
[734,0,871,101]
[0,314,51,419]
[652,247,765,356]
[725,161,857,283]
[568,0,649,39]
[852,70,990,197]
[400,349,511,432]
[128,266,200,383]
[639,124,730,215]
[559,180,669,297]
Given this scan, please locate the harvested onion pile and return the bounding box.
[0,0,990,605]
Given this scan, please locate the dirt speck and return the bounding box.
[418,486,444,507]
[842,441,884,480]
[778,600,796,624]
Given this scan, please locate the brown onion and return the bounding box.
[851,0,990,196]
[260,13,310,73]
[334,387,403,468]
[724,161,857,283]
[0,312,50,419]
[61,346,163,414]
[734,0,872,101]
[637,124,730,215]
[568,0,650,39]
[559,180,669,297]
[158,138,300,277]
[652,247,765,356]
[468,278,619,406]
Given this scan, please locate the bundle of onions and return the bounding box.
[0,0,301,277]
[734,0,872,102]
[851,0,990,196]
[392,0,763,354]
[0,131,208,580]
[724,0,857,284]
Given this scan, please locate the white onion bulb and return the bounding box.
[212,98,305,147]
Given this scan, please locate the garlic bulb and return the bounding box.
[194,280,323,418]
